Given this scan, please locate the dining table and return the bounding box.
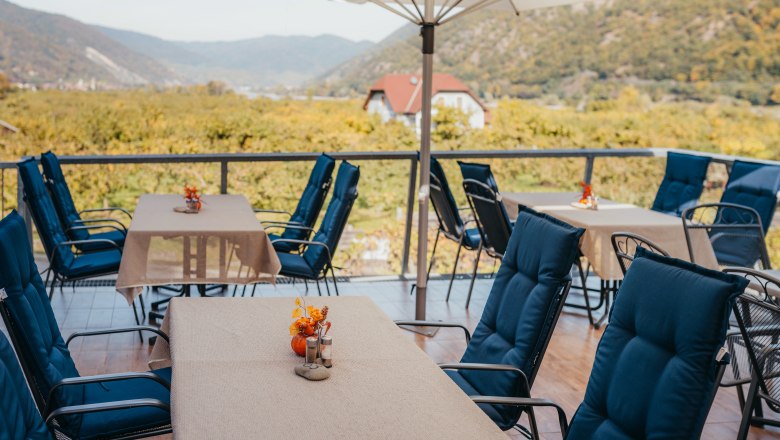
[115,194,281,311]
[148,296,508,439]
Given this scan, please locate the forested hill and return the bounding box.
[320,0,780,104]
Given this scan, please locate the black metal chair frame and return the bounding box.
[397,281,573,437]
[723,267,780,440]
[426,172,481,301]
[461,178,511,308]
[0,293,172,439]
[682,202,771,269]
[610,232,670,276]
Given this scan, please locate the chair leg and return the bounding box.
[303,279,309,294]
[48,273,57,299]
[315,280,322,296]
[738,374,761,440]
[427,229,440,279]
[465,243,482,309]
[138,292,146,318]
[131,301,143,343]
[324,276,332,297]
[446,238,464,303]
[250,283,258,297]
[331,266,340,296]
[527,407,540,440]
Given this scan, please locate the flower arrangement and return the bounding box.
[184,185,202,211]
[289,297,330,357]
[579,181,593,205]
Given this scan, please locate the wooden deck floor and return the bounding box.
[12,276,780,439]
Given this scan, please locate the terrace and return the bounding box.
[1,147,780,439]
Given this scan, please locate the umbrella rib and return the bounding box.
[408,0,425,22]
[507,0,521,15]
[395,0,423,23]
[366,0,421,23]
[434,0,462,23]
[438,0,501,25]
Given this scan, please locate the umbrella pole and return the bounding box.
[415,23,435,321]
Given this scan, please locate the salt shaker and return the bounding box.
[320,336,332,368]
[305,337,318,364]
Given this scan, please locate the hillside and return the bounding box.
[96,27,374,88]
[320,0,780,104]
[0,0,177,87]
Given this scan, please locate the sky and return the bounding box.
[11,0,408,43]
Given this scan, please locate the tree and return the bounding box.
[0,72,11,99]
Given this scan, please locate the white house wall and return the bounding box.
[433,92,486,129]
[366,93,395,123]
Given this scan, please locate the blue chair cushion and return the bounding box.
[280,154,336,246]
[567,248,748,439]
[61,249,122,279]
[444,370,505,425]
[463,227,481,249]
[278,252,317,279]
[40,152,90,242]
[651,152,711,217]
[303,162,359,274]
[17,159,76,272]
[0,211,83,427]
[269,233,300,253]
[429,156,465,232]
[719,160,780,233]
[76,368,171,440]
[0,331,50,439]
[76,230,126,252]
[455,206,584,430]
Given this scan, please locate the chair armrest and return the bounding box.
[394,320,471,343]
[79,207,133,221]
[439,363,529,395]
[265,223,314,232]
[58,239,122,254]
[66,224,126,237]
[71,218,128,233]
[45,372,171,416]
[470,396,569,435]
[271,239,334,270]
[682,203,763,227]
[66,326,169,347]
[45,398,170,429]
[260,220,304,227]
[254,208,292,220]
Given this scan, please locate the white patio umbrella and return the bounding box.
[344,0,586,320]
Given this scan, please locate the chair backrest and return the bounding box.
[726,268,780,413]
[17,158,75,273]
[568,249,748,439]
[651,152,711,217]
[459,206,584,430]
[0,211,83,428]
[40,151,88,242]
[428,156,464,238]
[459,162,512,256]
[281,153,336,241]
[610,232,670,276]
[0,329,50,439]
[303,161,360,274]
[720,160,780,233]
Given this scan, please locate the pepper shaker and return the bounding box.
[305,337,318,364]
[320,336,332,368]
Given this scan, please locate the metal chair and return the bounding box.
[651,151,711,217]
[458,161,513,308]
[683,160,780,269]
[272,161,359,296]
[724,267,780,440]
[610,232,670,276]
[424,156,481,300]
[471,248,748,439]
[397,206,584,436]
[0,211,172,440]
[260,153,335,254]
[40,151,131,252]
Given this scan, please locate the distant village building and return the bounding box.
[0,119,19,135]
[363,73,489,133]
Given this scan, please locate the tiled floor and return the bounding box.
[10,276,780,439]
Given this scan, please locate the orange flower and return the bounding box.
[309,308,324,323]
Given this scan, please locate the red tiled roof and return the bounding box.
[363,73,488,115]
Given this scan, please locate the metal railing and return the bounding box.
[1,147,776,276]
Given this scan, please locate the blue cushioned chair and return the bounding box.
[398,206,583,435]
[458,161,513,308]
[260,153,335,254]
[40,152,130,252]
[651,152,711,217]
[0,330,50,439]
[683,160,780,269]
[471,249,748,439]
[426,156,481,300]
[273,161,359,296]
[0,210,172,440]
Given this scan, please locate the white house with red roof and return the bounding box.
[363,73,489,133]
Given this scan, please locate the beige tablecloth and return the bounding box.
[116,194,280,304]
[503,192,718,280]
[149,297,507,439]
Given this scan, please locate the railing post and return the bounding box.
[220,161,228,194]
[17,171,32,246]
[400,158,417,277]
[583,155,595,184]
